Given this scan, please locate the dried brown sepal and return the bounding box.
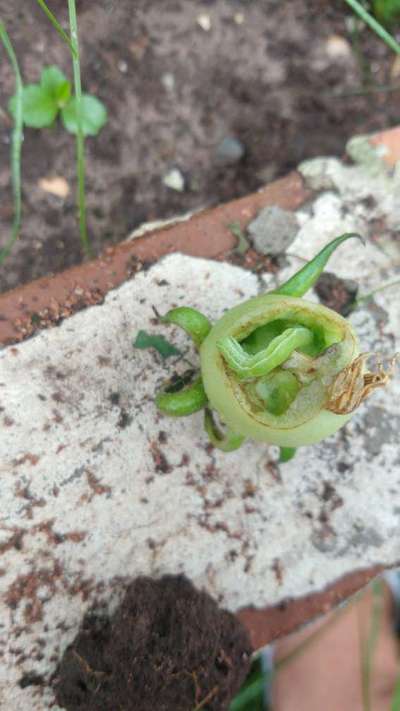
[327,353,398,415]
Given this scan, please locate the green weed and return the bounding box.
[372,0,400,26]
[344,0,400,53]
[0,24,23,266]
[9,65,107,136]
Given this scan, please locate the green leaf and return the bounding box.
[9,84,58,128]
[156,377,208,416]
[61,94,107,136]
[391,672,400,710]
[41,66,71,107]
[230,655,269,711]
[133,330,181,359]
[373,0,400,26]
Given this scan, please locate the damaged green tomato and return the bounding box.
[155,234,395,458]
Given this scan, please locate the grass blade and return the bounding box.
[35,0,77,58]
[358,580,384,711]
[391,671,400,711]
[231,596,358,711]
[344,0,400,54]
[229,654,270,711]
[68,0,91,256]
[356,279,400,307]
[0,23,23,265]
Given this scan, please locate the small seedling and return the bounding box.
[9,65,107,137]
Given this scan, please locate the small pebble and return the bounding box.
[197,13,212,32]
[325,35,352,60]
[118,60,128,73]
[233,12,245,25]
[390,55,400,79]
[255,164,278,184]
[161,73,175,92]
[215,136,245,165]
[163,168,185,192]
[39,176,70,199]
[247,205,299,256]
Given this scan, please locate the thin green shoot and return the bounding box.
[349,8,374,86]
[0,23,23,266]
[356,278,400,307]
[358,579,384,711]
[229,653,269,711]
[35,0,77,58]
[231,597,356,711]
[327,82,400,98]
[35,0,93,256]
[391,670,400,711]
[68,0,91,256]
[344,0,400,54]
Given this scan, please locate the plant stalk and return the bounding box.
[358,580,384,711]
[68,0,91,256]
[35,0,77,58]
[0,23,23,265]
[344,0,400,55]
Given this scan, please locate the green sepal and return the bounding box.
[280,446,297,462]
[204,408,245,452]
[274,233,364,298]
[162,307,212,348]
[156,377,207,416]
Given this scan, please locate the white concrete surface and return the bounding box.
[1,152,399,708]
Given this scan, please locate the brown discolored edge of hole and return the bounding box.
[0,172,310,347]
[236,564,386,650]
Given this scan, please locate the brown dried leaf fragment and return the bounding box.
[327,353,398,415]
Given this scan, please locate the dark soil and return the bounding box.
[315,271,359,316]
[54,575,252,711]
[1,0,399,293]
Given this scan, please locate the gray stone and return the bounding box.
[247,205,299,255]
[215,136,245,165]
[298,157,340,191]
